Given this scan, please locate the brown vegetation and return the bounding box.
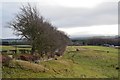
[0,55,12,66]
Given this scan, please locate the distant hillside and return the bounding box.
[1,35,119,46]
[71,35,119,40]
[71,35,119,46]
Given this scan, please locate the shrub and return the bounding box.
[18,54,40,62]
[1,55,12,66]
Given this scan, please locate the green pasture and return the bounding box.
[2,46,119,78]
[0,45,31,51]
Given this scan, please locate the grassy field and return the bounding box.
[0,45,31,51]
[1,46,119,78]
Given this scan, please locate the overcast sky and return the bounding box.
[0,0,119,39]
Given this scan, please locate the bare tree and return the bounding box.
[9,4,45,54]
[9,4,71,57]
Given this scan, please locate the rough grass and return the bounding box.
[2,46,119,78]
[1,45,31,51]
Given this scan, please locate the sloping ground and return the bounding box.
[2,46,118,78]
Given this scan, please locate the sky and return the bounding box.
[0,0,119,39]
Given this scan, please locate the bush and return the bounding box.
[18,54,40,62]
[0,55,12,66]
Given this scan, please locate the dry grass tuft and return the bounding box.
[10,60,49,72]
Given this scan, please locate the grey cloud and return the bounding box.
[37,2,117,28]
[1,2,118,38]
[2,2,117,28]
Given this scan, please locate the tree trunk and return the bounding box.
[31,45,35,55]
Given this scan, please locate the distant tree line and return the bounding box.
[2,39,30,45]
[71,37,120,46]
